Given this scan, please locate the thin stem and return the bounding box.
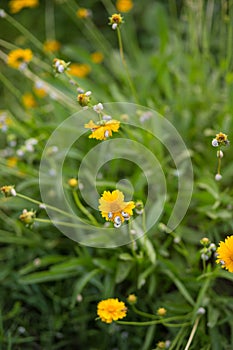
[217,155,221,174]
[45,0,56,40]
[34,218,86,228]
[184,315,201,350]
[16,193,77,220]
[72,191,98,226]
[5,14,44,51]
[116,318,191,327]
[116,27,139,103]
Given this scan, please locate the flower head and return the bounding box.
[1,185,16,197]
[215,132,229,146]
[77,92,91,107]
[69,63,91,78]
[33,81,47,98]
[68,178,78,188]
[9,0,39,14]
[157,307,167,316]
[76,8,92,19]
[53,58,70,74]
[19,209,36,226]
[127,294,137,305]
[109,13,124,29]
[116,0,133,13]
[91,51,104,64]
[0,112,11,132]
[99,189,135,227]
[43,40,61,53]
[22,93,37,109]
[216,235,233,272]
[97,298,127,323]
[7,48,33,69]
[84,119,120,141]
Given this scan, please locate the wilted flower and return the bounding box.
[53,58,70,74]
[0,185,16,197]
[19,209,36,226]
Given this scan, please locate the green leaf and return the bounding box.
[115,261,134,284]
[18,270,80,284]
[71,269,101,308]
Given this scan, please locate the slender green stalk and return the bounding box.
[16,193,77,220]
[116,27,139,103]
[5,14,44,51]
[34,218,86,228]
[0,71,21,99]
[45,0,56,40]
[217,155,221,175]
[116,318,191,327]
[184,315,202,350]
[72,191,98,225]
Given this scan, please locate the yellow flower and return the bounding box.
[109,13,124,29]
[97,298,127,323]
[216,236,233,272]
[6,157,18,168]
[22,93,37,109]
[76,8,92,19]
[116,0,133,13]
[157,307,167,316]
[0,185,16,197]
[19,209,36,225]
[43,40,61,53]
[215,132,229,146]
[7,48,33,69]
[91,51,104,64]
[69,63,91,78]
[33,84,47,98]
[99,189,135,227]
[9,0,39,14]
[84,119,120,141]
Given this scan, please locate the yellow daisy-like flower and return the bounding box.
[9,0,39,14]
[99,189,135,227]
[69,63,91,78]
[84,120,120,141]
[116,0,133,13]
[91,51,104,64]
[22,93,37,109]
[7,49,33,69]
[97,298,127,324]
[216,236,233,272]
[43,40,61,53]
[76,8,92,19]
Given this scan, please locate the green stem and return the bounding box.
[0,70,21,99]
[16,193,77,220]
[34,218,86,228]
[5,14,44,51]
[217,154,221,174]
[72,191,98,226]
[116,27,139,103]
[116,319,191,327]
[184,315,201,350]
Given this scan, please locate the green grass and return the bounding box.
[0,0,233,349]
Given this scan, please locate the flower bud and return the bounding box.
[0,185,16,197]
[215,174,222,181]
[19,209,36,225]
